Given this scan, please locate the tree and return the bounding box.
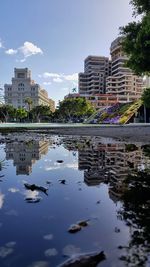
[141,88,150,108]
[16,108,27,122]
[55,97,95,121]
[31,105,52,122]
[24,97,33,111]
[0,105,16,122]
[0,88,4,105]
[120,0,150,75]
[130,0,150,15]
[118,170,150,266]
[141,87,150,122]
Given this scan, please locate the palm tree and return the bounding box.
[24,97,33,111]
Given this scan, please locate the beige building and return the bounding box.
[106,37,143,100]
[6,139,49,175]
[4,68,55,111]
[78,37,144,109]
[79,56,111,95]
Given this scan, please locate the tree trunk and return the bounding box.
[144,105,147,123]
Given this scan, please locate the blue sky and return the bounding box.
[0,0,135,105]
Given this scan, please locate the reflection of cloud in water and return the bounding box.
[44,159,52,162]
[5,209,18,216]
[43,234,53,240]
[62,244,81,256]
[45,166,60,171]
[8,188,20,193]
[6,242,16,247]
[0,241,16,258]
[27,261,49,267]
[44,248,58,257]
[45,162,78,171]
[65,163,78,170]
[0,192,5,209]
[24,190,39,199]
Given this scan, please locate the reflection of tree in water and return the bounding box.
[118,170,150,266]
[0,158,7,171]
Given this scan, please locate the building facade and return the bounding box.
[79,56,111,96]
[4,68,55,111]
[6,139,50,175]
[77,37,144,109]
[106,37,143,100]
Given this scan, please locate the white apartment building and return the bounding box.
[79,56,111,95]
[4,68,55,111]
[106,37,143,101]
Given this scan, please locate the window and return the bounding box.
[17,73,25,78]
[18,83,24,87]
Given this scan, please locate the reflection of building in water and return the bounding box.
[106,144,150,202]
[6,140,49,175]
[78,142,106,186]
[77,139,150,198]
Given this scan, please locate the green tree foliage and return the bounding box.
[0,105,16,122]
[141,87,150,108]
[130,0,150,15]
[31,105,52,122]
[55,97,95,121]
[16,108,27,122]
[118,170,150,266]
[120,0,150,75]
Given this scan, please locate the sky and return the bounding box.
[0,0,136,105]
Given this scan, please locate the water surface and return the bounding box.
[0,133,150,267]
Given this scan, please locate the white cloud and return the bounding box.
[44,248,58,257]
[65,163,78,169]
[0,242,16,258]
[5,49,18,55]
[0,247,14,258]
[24,190,39,199]
[45,166,60,171]
[8,187,19,193]
[0,192,4,209]
[41,72,61,79]
[43,82,52,85]
[28,261,49,267]
[0,42,2,48]
[4,41,43,62]
[63,73,78,81]
[19,41,43,60]
[53,77,63,83]
[43,234,53,240]
[39,72,78,83]
[19,58,26,63]
[62,244,81,256]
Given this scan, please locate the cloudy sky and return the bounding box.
[0,0,135,104]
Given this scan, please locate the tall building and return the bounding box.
[79,56,111,96]
[106,37,143,101]
[4,68,55,111]
[6,139,50,175]
[143,76,150,88]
